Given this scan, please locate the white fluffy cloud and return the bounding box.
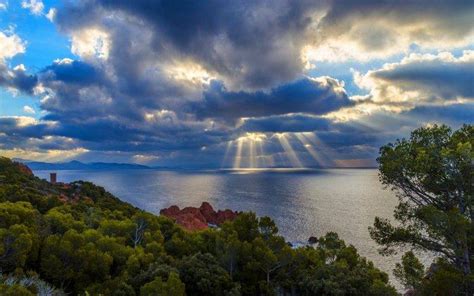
[0,31,25,60]
[23,105,35,114]
[45,8,56,22]
[70,28,110,60]
[21,0,44,15]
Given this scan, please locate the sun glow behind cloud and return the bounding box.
[71,28,110,60]
[165,61,215,86]
[224,131,342,169]
[0,147,89,162]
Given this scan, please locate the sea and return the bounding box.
[34,168,427,289]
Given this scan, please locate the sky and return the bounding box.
[0,0,473,168]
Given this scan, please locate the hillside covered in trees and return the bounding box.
[0,156,396,295]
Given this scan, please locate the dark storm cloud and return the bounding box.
[0,64,37,94]
[239,114,332,133]
[194,77,353,121]
[0,114,230,152]
[55,0,324,90]
[369,54,474,101]
[41,60,104,85]
[406,103,474,125]
[321,0,474,34]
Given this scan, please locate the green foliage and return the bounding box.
[0,156,396,295]
[178,252,240,295]
[371,124,474,294]
[296,233,397,296]
[393,251,424,291]
[140,272,185,296]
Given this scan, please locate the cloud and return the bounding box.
[41,58,103,85]
[195,76,353,122]
[54,0,327,90]
[0,147,88,162]
[307,0,474,61]
[0,31,38,94]
[45,8,56,22]
[0,64,38,94]
[354,51,474,108]
[0,1,7,11]
[21,0,44,15]
[1,1,473,167]
[239,114,331,133]
[71,28,110,59]
[23,106,35,114]
[0,31,25,60]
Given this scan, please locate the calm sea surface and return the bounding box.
[34,168,413,287]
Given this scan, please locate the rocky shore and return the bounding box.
[160,202,239,231]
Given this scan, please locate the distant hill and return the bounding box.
[13,159,152,170]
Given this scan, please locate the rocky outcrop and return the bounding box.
[15,162,33,176]
[160,202,239,231]
[199,202,217,224]
[216,209,237,224]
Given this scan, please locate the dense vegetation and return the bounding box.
[371,124,473,295]
[0,156,396,295]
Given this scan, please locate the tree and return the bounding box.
[258,216,278,240]
[216,230,241,280]
[370,124,473,294]
[140,272,185,296]
[178,253,239,295]
[297,232,396,296]
[0,202,40,271]
[40,230,113,293]
[0,225,35,271]
[393,251,424,291]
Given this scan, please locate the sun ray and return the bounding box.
[294,133,328,167]
[256,140,265,167]
[232,133,267,169]
[221,140,233,168]
[247,140,252,168]
[301,132,337,166]
[274,133,303,168]
[233,138,244,169]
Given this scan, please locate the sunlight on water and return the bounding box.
[225,131,340,169]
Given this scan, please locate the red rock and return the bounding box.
[181,207,207,223]
[160,203,239,231]
[175,214,208,231]
[216,209,238,224]
[199,202,217,224]
[160,205,180,216]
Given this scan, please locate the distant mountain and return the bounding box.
[14,159,152,170]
